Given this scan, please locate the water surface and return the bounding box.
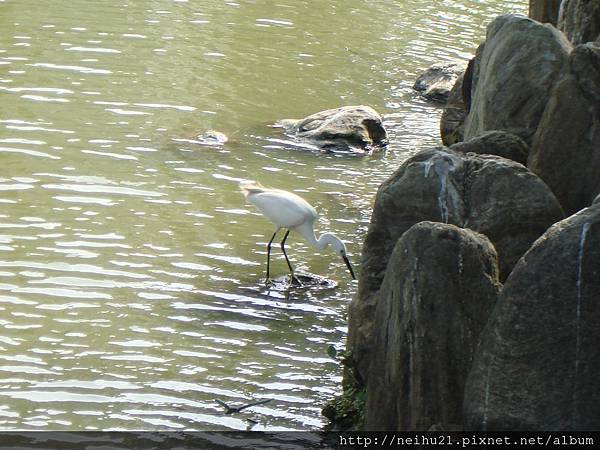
[0,0,526,430]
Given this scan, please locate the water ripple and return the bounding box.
[30,62,112,75]
[42,183,165,197]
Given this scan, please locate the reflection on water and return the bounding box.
[0,0,526,430]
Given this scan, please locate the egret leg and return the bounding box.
[280,230,302,286]
[265,230,278,285]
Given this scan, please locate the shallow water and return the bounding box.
[0,0,526,430]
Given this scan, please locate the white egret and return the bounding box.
[240,180,356,284]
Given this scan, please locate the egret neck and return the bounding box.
[294,223,356,279]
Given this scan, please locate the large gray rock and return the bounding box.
[529,0,563,25]
[464,14,572,144]
[529,41,600,215]
[278,105,387,153]
[365,222,500,431]
[558,0,600,44]
[414,62,467,104]
[464,203,600,430]
[451,131,529,166]
[347,148,564,382]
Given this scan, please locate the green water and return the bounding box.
[0,0,526,431]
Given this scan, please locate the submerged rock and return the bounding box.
[529,41,600,215]
[364,222,500,431]
[451,130,529,166]
[558,0,600,44]
[347,147,563,382]
[171,129,229,147]
[199,130,228,144]
[278,105,387,153]
[267,273,338,291]
[464,203,600,430]
[464,14,571,144]
[413,62,467,104]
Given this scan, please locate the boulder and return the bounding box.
[440,72,467,145]
[413,62,467,104]
[347,148,564,382]
[464,203,600,430]
[558,0,600,44]
[528,41,600,215]
[450,131,529,166]
[278,105,387,153]
[464,14,572,144]
[364,222,500,431]
[529,0,563,25]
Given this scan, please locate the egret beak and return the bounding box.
[342,254,356,280]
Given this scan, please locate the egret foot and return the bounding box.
[290,274,304,287]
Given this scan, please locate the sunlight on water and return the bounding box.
[0,0,527,430]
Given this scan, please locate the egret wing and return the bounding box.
[248,189,317,229]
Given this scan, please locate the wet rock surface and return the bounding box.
[414,62,467,104]
[278,105,387,153]
[364,222,500,431]
[464,203,600,430]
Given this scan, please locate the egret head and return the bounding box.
[323,233,356,280]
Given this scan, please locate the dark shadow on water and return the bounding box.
[0,431,335,450]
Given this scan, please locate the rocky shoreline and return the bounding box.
[325,0,600,431]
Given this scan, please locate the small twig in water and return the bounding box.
[215,398,272,414]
